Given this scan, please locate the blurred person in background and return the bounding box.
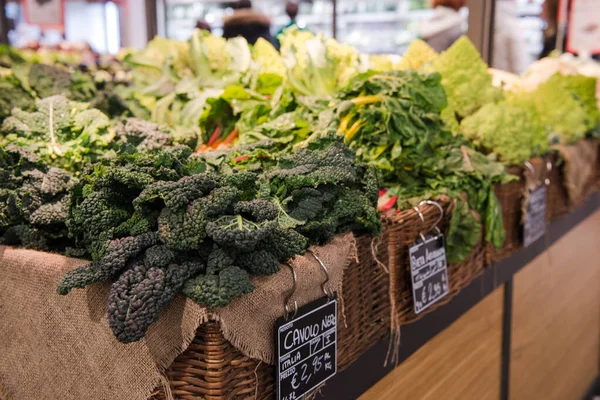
[493,0,530,74]
[418,0,467,52]
[539,0,559,58]
[195,20,212,33]
[276,2,307,46]
[223,0,275,45]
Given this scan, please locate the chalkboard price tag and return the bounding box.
[523,185,547,247]
[275,296,337,400]
[409,234,449,314]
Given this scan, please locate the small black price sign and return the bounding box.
[523,185,547,247]
[409,234,449,314]
[275,296,337,400]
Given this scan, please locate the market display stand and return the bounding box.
[319,193,600,400]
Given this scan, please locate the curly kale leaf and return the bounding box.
[144,245,176,268]
[57,232,160,295]
[233,199,278,222]
[29,64,96,102]
[222,172,258,198]
[265,142,357,189]
[68,189,131,244]
[203,186,241,216]
[108,260,204,342]
[40,168,74,196]
[28,197,69,226]
[134,173,220,210]
[183,266,254,309]
[0,146,75,249]
[206,215,277,251]
[236,249,280,275]
[328,188,381,235]
[1,224,49,249]
[261,227,308,260]
[158,200,207,251]
[114,118,172,152]
[206,248,235,274]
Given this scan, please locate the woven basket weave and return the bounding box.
[383,198,485,324]
[579,139,600,204]
[546,152,570,221]
[150,198,487,399]
[485,166,525,264]
[150,234,391,400]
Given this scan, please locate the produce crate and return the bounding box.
[546,152,570,221]
[383,198,485,325]
[150,200,487,399]
[150,234,391,400]
[486,165,525,263]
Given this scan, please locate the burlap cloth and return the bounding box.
[0,233,355,400]
[558,140,599,206]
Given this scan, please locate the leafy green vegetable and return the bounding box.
[28,63,96,102]
[0,145,75,250]
[235,69,512,262]
[0,67,35,122]
[0,95,114,173]
[445,198,481,265]
[280,28,359,97]
[53,138,379,342]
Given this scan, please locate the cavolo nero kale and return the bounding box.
[0,145,75,250]
[56,138,380,343]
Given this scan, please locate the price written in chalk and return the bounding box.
[409,234,449,314]
[523,185,547,247]
[275,296,337,400]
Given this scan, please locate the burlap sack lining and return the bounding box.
[0,233,354,400]
[558,140,598,207]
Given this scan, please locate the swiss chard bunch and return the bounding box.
[57,139,379,343]
[0,145,76,250]
[330,70,513,263]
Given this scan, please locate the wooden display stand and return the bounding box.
[356,204,600,400]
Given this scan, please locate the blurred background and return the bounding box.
[0,0,597,72]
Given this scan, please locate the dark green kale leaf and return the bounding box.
[0,145,75,250]
[108,259,204,342]
[183,266,254,309]
[57,231,160,295]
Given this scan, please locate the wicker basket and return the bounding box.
[486,166,525,263]
[580,138,600,202]
[150,198,487,399]
[150,234,391,400]
[546,152,570,221]
[150,321,274,400]
[383,198,485,325]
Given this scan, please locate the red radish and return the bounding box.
[234,155,249,163]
